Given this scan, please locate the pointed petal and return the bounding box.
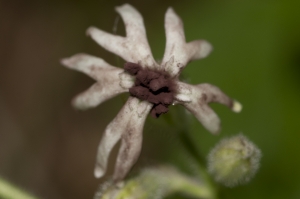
[66,69,133,111]
[94,97,152,179]
[86,27,128,61]
[161,8,213,77]
[115,4,145,38]
[72,77,128,110]
[186,40,213,60]
[190,103,221,134]
[198,84,241,111]
[87,4,156,67]
[113,97,152,181]
[62,53,133,109]
[94,98,133,178]
[175,82,242,134]
[61,53,119,80]
[115,4,156,67]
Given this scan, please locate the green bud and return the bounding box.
[207,134,261,187]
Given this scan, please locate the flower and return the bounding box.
[61,4,242,182]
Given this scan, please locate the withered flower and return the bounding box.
[61,4,242,182]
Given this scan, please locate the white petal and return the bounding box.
[119,71,135,89]
[71,81,122,110]
[190,103,221,134]
[161,8,213,77]
[196,83,240,109]
[186,40,213,60]
[94,98,132,178]
[113,99,151,181]
[174,81,192,103]
[62,54,133,110]
[94,97,152,179]
[115,4,145,38]
[61,53,119,81]
[86,4,156,68]
[175,82,241,134]
[86,27,127,60]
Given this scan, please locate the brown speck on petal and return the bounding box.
[94,97,152,179]
[113,98,152,181]
[175,82,242,134]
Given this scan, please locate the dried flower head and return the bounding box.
[61,4,242,182]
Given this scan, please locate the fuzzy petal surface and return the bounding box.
[87,4,156,68]
[94,97,152,180]
[175,82,241,134]
[161,8,213,77]
[61,53,133,109]
[113,97,152,181]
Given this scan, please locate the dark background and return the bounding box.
[1,0,300,198]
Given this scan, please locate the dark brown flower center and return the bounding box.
[124,62,175,118]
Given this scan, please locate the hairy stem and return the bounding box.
[97,166,216,199]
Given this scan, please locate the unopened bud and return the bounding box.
[207,134,261,187]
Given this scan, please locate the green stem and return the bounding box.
[0,177,38,199]
[99,166,216,199]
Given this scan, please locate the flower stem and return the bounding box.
[98,166,216,199]
[0,176,38,199]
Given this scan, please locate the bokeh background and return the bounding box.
[1,0,300,198]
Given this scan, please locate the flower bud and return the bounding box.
[207,134,261,187]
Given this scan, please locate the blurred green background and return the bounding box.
[0,0,300,198]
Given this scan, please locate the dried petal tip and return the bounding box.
[61,56,84,69]
[232,101,242,113]
[94,165,105,178]
[193,40,213,59]
[60,58,70,67]
[86,26,96,37]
